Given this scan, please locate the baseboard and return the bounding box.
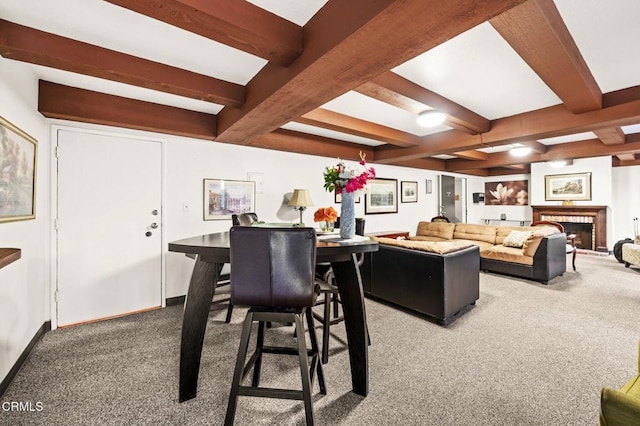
[0,321,51,398]
[166,295,185,306]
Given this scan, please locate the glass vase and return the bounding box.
[340,190,356,239]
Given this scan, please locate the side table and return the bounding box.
[367,230,410,239]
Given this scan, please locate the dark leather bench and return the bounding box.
[362,242,480,325]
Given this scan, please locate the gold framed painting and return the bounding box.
[544,172,592,201]
[0,115,37,223]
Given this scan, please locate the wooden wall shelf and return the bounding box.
[0,248,21,270]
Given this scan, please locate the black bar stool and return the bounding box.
[225,227,326,426]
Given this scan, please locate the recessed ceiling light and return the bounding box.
[417,110,446,127]
[510,147,532,157]
[548,160,572,168]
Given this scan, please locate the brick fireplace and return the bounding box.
[531,205,608,252]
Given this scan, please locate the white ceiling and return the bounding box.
[1,0,640,162]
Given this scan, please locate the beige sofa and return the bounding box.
[389,221,568,284]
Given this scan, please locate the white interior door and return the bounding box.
[56,129,162,326]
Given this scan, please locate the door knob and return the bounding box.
[146,231,152,237]
[152,210,159,215]
[150,223,158,229]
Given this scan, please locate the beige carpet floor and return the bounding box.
[1,253,639,425]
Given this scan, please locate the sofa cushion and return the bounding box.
[480,245,534,266]
[415,221,455,240]
[453,223,497,245]
[496,226,539,245]
[410,235,448,242]
[373,237,474,254]
[455,239,496,251]
[503,230,533,248]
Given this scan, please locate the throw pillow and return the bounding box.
[503,230,533,248]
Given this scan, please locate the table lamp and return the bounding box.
[288,189,314,225]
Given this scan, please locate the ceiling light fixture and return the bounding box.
[510,146,532,157]
[548,160,572,168]
[417,110,446,127]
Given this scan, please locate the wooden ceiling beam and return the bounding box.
[104,0,302,66]
[0,19,244,107]
[544,135,640,159]
[38,81,217,139]
[215,0,528,144]
[521,140,548,153]
[451,150,489,161]
[446,136,640,171]
[248,129,375,161]
[616,153,636,161]
[452,169,490,177]
[594,127,626,145]
[374,88,640,163]
[613,156,640,167]
[295,108,422,147]
[356,71,491,134]
[446,151,541,171]
[490,0,602,113]
[487,165,531,176]
[392,158,446,171]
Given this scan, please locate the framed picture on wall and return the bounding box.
[544,172,592,201]
[0,115,38,223]
[401,181,418,203]
[365,178,398,214]
[203,179,256,220]
[484,180,529,205]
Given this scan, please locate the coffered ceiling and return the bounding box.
[1,0,639,175]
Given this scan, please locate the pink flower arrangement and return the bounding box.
[323,151,376,194]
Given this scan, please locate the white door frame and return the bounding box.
[49,122,166,330]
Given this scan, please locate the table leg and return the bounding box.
[179,256,222,402]
[331,253,369,396]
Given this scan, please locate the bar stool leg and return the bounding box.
[225,311,254,426]
[295,311,315,426]
[252,321,265,386]
[305,308,326,394]
[322,293,331,364]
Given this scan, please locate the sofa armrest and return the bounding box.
[531,232,567,282]
[600,387,640,426]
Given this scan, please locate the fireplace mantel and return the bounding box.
[531,205,607,252]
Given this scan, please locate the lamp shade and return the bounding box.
[288,189,314,207]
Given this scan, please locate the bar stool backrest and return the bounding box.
[230,227,317,309]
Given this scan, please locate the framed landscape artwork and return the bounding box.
[545,172,592,201]
[365,178,398,214]
[203,179,256,220]
[0,115,37,223]
[401,181,418,203]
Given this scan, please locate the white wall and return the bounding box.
[0,58,49,381]
[163,137,445,297]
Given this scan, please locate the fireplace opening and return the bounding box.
[560,222,593,250]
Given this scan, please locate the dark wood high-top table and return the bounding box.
[168,231,378,402]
